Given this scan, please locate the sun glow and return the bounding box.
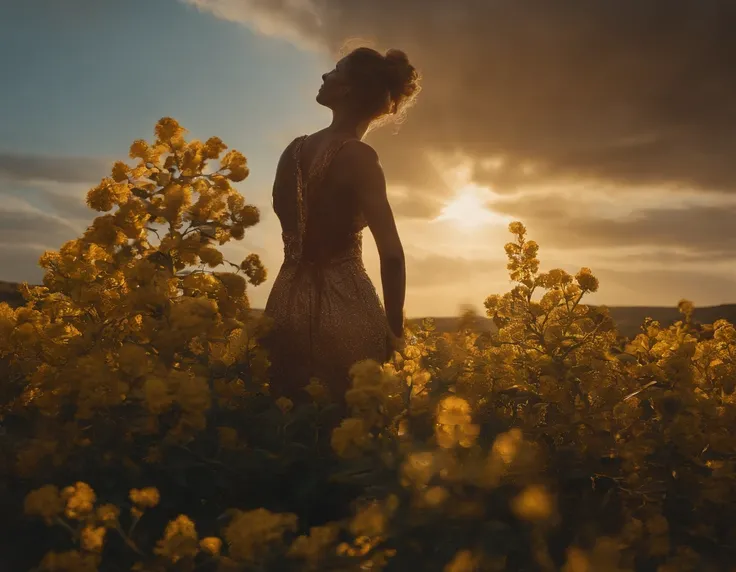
[433,183,512,229]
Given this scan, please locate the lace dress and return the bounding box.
[264,135,391,402]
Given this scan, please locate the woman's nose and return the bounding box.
[321,73,328,81]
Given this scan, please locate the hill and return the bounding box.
[2,280,735,339]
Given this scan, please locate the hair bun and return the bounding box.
[383,49,421,102]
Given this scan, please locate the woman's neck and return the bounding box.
[327,111,371,141]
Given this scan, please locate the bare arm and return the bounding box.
[271,141,296,220]
[342,141,406,338]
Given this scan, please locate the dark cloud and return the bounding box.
[0,152,110,184]
[193,0,736,213]
[491,193,736,255]
[0,209,81,246]
[0,243,46,284]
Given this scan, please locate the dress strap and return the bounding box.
[292,135,309,261]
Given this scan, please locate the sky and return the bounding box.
[2,0,736,317]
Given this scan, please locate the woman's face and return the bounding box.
[316,56,351,109]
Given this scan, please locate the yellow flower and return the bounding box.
[86,179,116,212]
[175,374,211,415]
[199,246,224,268]
[221,150,249,182]
[350,499,396,538]
[508,221,526,236]
[575,267,599,293]
[118,343,149,378]
[81,525,106,553]
[200,537,222,556]
[400,452,436,489]
[216,272,246,298]
[129,139,150,160]
[445,549,480,572]
[331,418,371,459]
[162,184,192,221]
[61,482,96,520]
[143,376,173,414]
[304,378,330,404]
[96,504,120,528]
[204,136,228,159]
[435,396,479,449]
[288,525,339,562]
[40,550,99,572]
[436,395,471,426]
[275,396,293,414]
[155,514,199,563]
[129,487,160,509]
[218,426,240,449]
[155,117,185,142]
[491,428,523,464]
[562,547,590,572]
[111,161,129,182]
[511,485,553,522]
[240,254,266,285]
[24,485,64,524]
[224,508,297,563]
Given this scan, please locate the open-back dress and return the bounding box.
[264,135,391,401]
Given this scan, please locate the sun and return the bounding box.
[433,183,511,229]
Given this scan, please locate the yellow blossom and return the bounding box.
[200,537,222,556]
[155,117,185,142]
[275,396,293,414]
[61,482,96,520]
[435,396,479,449]
[445,549,480,572]
[203,136,227,159]
[218,426,240,449]
[199,246,224,268]
[223,508,297,563]
[96,504,120,528]
[118,343,149,378]
[130,487,160,509]
[575,267,599,293]
[288,525,339,562]
[155,514,199,563]
[304,378,330,404]
[111,161,129,182]
[129,139,150,160]
[143,376,173,414]
[511,485,553,522]
[24,485,64,524]
[491,428,523,464]
[331,418,371,458]
[81,526,106,553]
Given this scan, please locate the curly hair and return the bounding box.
[341,46,422,127]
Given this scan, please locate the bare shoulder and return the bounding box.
[338,139,381,169]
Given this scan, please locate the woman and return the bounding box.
[264,46,421,403]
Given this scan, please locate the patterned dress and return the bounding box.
[264,135,391,402]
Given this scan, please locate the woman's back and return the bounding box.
[264,134,391,402]
[273,134,367,264]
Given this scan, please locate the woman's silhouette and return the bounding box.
[264,47,421,403]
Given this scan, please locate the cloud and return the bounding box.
[0,243,49,284]
[0,151,108,284]
[0,208,82,247]
[491,192,736,257]
[185,0,736,216]
[0,152,110,184]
